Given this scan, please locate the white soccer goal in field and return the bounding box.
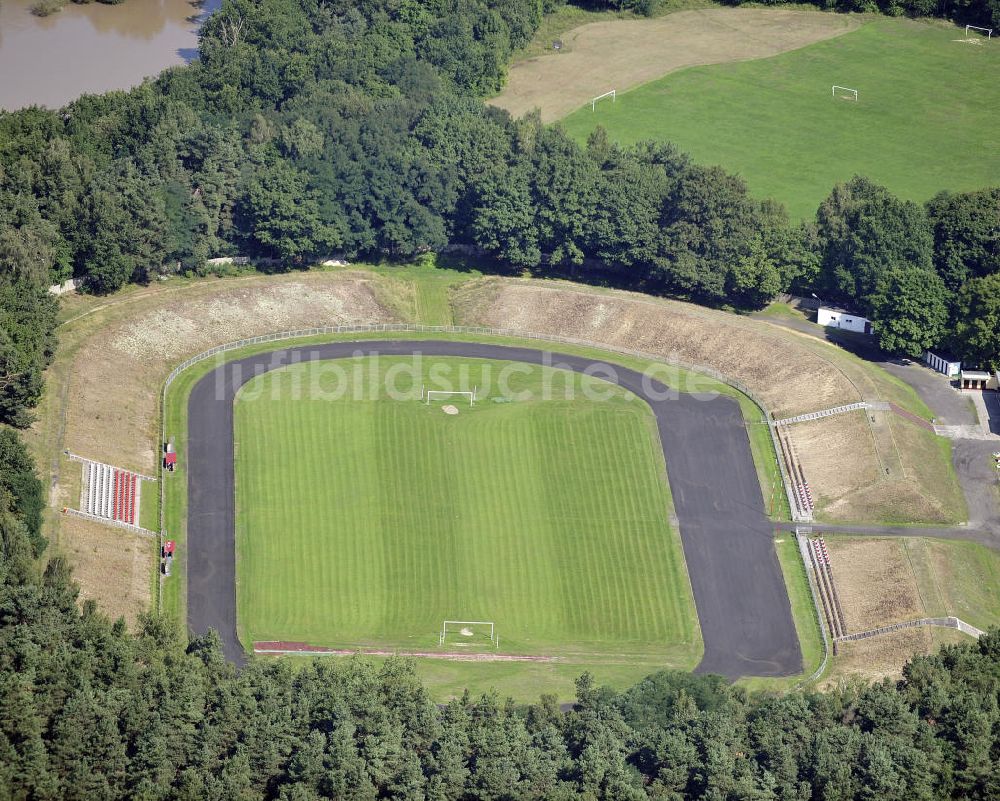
[422,386,476,405]
[831,85,858,101]
[440,620,497,648]
[591,89,615,111]
[965,24,993,40]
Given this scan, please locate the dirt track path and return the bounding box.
[491,8,860,122]
[187,341,802,678]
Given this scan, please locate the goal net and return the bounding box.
[439,620,497,648]
[965,24,992,40]
[422,387,476,405]
[591,89,615,111]
[831,85,858,101]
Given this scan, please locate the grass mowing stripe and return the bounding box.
[164,328,804,696]
[235,357,697,659]
[560,18,1000,219]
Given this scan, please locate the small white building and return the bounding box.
[48,277,80,296]
[959,370,991,391]
[924,350,962,378]
[817,306,874,334]
[205,256,251,267]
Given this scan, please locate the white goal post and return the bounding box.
[831,85,858,101]
[591,89,615,111]
[421,387,477,405]
[965,24,993,39]
[439,620,497,648]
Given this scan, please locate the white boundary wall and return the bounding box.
[924,351,961,378]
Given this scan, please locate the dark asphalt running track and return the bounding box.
[187,341,802,678]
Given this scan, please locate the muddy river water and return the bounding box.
[0,0,219,111]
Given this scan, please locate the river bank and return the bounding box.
[0,0,220,111]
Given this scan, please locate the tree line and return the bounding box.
[804,177,999,365]
[1,0,999,433]
[721,0,1000,33]
[2,470,1000,799]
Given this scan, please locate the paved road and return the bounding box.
[776,521,1000,551]
[187,341,802,677]
[752,314,977,425]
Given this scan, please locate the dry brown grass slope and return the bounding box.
[57,273,393,475]
[59,516,154,628]
[826,537,923,631]
[455,278,859,416]
[826,627,967,687]
[819,534,994,686]
[27,272,399,623]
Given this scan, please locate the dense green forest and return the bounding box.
[1,470,1000,799]
[724,0,999,32]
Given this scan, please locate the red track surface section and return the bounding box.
[890,402,935,431]
[253,642,558,662]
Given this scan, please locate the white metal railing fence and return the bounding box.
[156,323,802,608]
[837,616,984,643]
[64,507,156,538]
[795,528,831,684]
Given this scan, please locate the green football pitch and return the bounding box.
[560,18,1000,219]
[234,356,700,661]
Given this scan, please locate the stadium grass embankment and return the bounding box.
[560,17,1000,218]
[829,626,969,685]
[29,272,399,625]
[492,7,858,122]
[161,327,791,649]
[234,357,698,661]
[41,266,962,632]
[818,534,1000,683]
[34,266,971,697]
[827,535,1000,634]
[456,278,964,525]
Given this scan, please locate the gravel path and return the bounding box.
[777,521,1000,551]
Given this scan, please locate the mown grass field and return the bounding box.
[234,356,700,664]
[560,17,1000,218]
